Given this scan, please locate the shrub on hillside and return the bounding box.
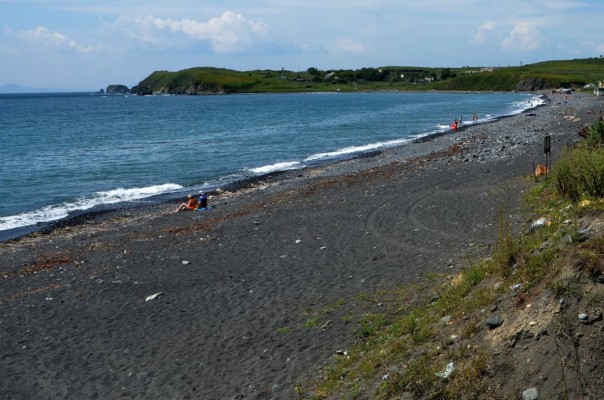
[553,138,604,200]
[586,120,604,148]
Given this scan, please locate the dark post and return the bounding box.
[544,134,551,179]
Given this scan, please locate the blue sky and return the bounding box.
[1,0,603,90]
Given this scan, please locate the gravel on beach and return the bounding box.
[1,91,602,400]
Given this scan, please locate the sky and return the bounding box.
[1,0,604,90]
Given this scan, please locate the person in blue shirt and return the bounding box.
[198,191,208,210]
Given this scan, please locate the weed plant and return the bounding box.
[492,205,517,275]
[586,120,604,148]
[554,124,604,200]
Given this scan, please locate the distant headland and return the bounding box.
[106,57,604,96]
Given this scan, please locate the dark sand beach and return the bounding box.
[1,91,602,400]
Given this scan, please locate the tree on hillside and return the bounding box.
[440,68,457,80]
[307,67,323,82]
[357,68,384,82]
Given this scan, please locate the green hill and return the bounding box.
[436,58,604,91]
[131,67,260,95]
[130,58,604,95]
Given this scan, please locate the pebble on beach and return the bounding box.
[522,387,539,400]
[486,315,504,330]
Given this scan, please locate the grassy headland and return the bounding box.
[129,57,604,95]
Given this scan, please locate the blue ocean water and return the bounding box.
[0,91,542,237]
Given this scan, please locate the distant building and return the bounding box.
[464,67,496,75]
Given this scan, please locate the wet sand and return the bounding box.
[1,91,602,400]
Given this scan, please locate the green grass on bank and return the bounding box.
[434,58,604,91]
[554,121,604,200]
[130,57,604,94]
[296,121,604,399]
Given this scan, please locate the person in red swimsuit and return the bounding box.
[176,194,199,212]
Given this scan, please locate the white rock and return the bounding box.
[522,387,538,400]
[435,361,455,379]
[530,218,547,229]
[145,292,163,301]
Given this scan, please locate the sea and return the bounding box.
[0,91,544,241]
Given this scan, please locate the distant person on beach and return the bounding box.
[472,113,478,123]
[177,194,199,212]
[198,191,208,209]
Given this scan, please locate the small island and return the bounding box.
[105,84,130,94]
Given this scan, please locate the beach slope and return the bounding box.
[1,91,600,400]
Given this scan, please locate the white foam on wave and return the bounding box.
[509,95,546,115]
[248,137,415,176]
[94,183,183,204]
[0,183,182,231]
[304,137,411,162]
[248,161,302,175]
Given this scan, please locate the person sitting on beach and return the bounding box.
[198,191,208,210]
[177,194,199,212]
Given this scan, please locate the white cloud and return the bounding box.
[501,22,544,51]
[472,21,496,44]
[335,39,367,55]
[15,26,106,53]
[579,40,604,54]
[112,11,271,53]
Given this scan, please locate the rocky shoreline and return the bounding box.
[1,91,602,400]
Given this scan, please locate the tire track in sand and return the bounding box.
[365,178,502,256]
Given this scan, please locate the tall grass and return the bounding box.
[492,205,516,274]
[586,120,604,148]
[553,125,604,201]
